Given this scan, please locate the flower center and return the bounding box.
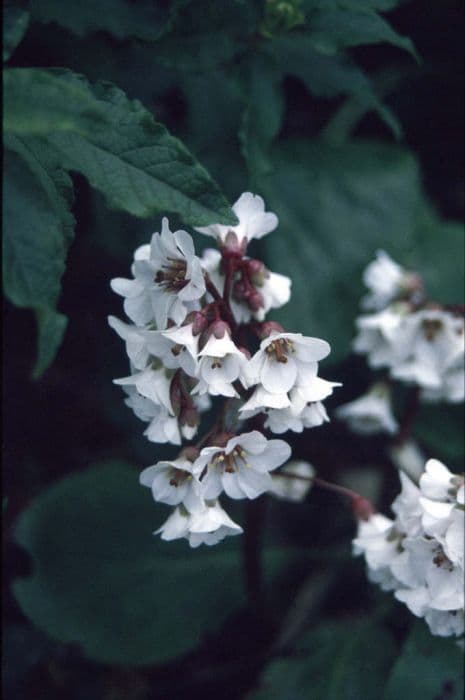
[155,257,188,292]
[422,319,443,341]
[168,468,191,487]
[210,446,249,473]
[432,546,454,572]
[265,338,294,363]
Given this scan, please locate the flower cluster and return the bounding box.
[353,459,464,638]
[109,193,339,546]
[337,250,465,436]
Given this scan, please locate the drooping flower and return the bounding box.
[269,460,315,502]
[155,501,243,547]
[194,431,291,500]
[361,250,422,311]
[336,382,398,435]
[140,453,203,512]
[192,322,247,398]
[195,192,278,249]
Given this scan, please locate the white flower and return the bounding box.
[353,304,409,369]
[155,501,243,548]
[245,332,331,397]
[353,460,465,638]
[123,387,183,445]
[269,460,315,502]
[110,243,154,326]
[336,382,398,435]
[144,323,200,377]
[361,250,409,311]
[193,323,247,398]
[110,219,205,330]
[107,316,150,370]
[195,192,278,248]
[241,357,339,434]
[195,431,291,500]
[140,456,202,512]
[352,513,401,591]
[391,471,423,537]
[419,459,465,567]
[390,309,465,398]
[187,501,243,547]
[389,439,425,483]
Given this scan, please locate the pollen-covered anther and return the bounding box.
[422,319,443,341]
[265,338,294,363]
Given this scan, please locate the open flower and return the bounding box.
[193,322,247,398]
[140,455,203,512]
[336,382,398,435]
[195,431,291,500]
[195,192,278,248]
[361,250,422,311]
[110,219,205,330]
[155,501,242,548]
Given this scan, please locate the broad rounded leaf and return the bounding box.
[13,462,247,666]
[383,621,464,700]
[248,620,397,700]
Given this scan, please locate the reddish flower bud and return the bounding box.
[257,320,285,338]
[247,290,265,311]
[352,495,375,522]
[184,311,208,336]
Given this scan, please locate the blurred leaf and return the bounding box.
[383,621,464,700]
[12,462,307,666]
[3,68,110,135]
[258,139,422,363]
[3,3,29,62]
[248,619,397,699]
[414,403,465,469]
[39,72,237,226]
[3,140,75,376]
[29,0,182,41]
[302,1,406,11]
[304,9,418,59]
[239,51,285,184]
[265,36,401,136]
[152,0,258,71]
[33,307,68,380]
[407,215,465,304]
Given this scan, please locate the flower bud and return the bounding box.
[352,495,375,521]
[247,290,265,311]
[246,259,267,286]
[169,375,183,417]
[257,320,285,338]
[184,311,209,336]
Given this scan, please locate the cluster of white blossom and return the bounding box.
[354,459,464,638]
[109,193,339,546]
[337,250,465,436]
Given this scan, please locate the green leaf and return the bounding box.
[258,139,422,363]
[3,3,29,62]
[32,307,68,380]
[239,52,285,183]
[12,462,246,666]
[3,139,75,376]
[29,0,181,41]
[3,68,109,135]
[248,619,397,699]
[304,9,418,59]
[39,73,236,226]
[13,461,317,666]
[152,0,258,71]
[265,35,401,136]
[414,403,465,469]
[383,621,464,700]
